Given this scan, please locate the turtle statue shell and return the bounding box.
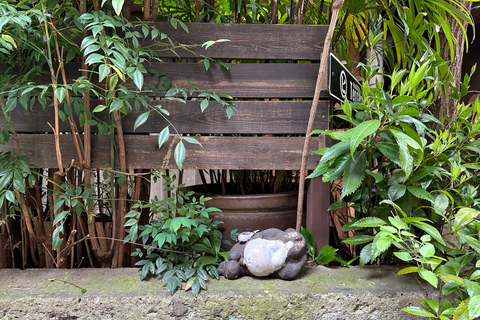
[218,228,309,280]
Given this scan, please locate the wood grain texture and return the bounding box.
[152,62,322,98]
[143,22,327,60]
[2,100,329,134]
[59,62,324,99]
[0,134,325,170]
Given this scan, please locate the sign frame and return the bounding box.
[328,53,362,103]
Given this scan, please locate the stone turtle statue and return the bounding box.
[218,228,309,280]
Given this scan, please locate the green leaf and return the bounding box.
[98,64,110,82]
[392,95,414,107]
[301,228,315,257]
[133,69,143,90]
[341,151,366,198]
[158,126,170,149]
[315,245,337,265]
[133,112,150,130]
[418,268,438,288]
[84,53,104,65]
[419,243,435,258]
[388,127,422,150]
[453,208,480,232]
[200,99,209,112]
[402,306,436,318]
[319,140,350,164]
[198,256,218,268]
[373,236,392,253]
[174,141,186,170]
[5,190,15,202]
[359,243,373,267]
[203,59,210,71]
[322,153,349,182]
[93,104,107,113]
[55,87,66,104]
[376,142,400,164]
[388,216,408,230]
[433,193,449,214]
[468,295,480,318]
[411,221,445,246]
[398,266,418,275]
[352,217,386,228]
[52,225,64,250]
[394,252,412,261]
[183,137,201,146]
[343,235,375,245]
[111,0,125,15]
[408,167,437,182]
[398,141,413,180]
[348,120,380,158]
[407,186,433,203]
[388,184,406,201]
[53,210,69,225]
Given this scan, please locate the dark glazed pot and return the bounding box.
[186,186,298,248]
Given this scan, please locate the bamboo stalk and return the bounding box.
[296,0,344,232]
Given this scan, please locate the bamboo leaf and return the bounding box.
[133,69,143,90]
[133,111,150,130]
[174,141,186,170]
[111,0,125,15]
[158,126,170,149]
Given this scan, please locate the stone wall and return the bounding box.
[0,266,433,320]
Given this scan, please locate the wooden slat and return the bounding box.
[153,62,322,98]
[2,100,329,134]
[50,62,326,99]
[144,23,327,60]
[0,134,324,170]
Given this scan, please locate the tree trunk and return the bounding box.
[432,1,473,122]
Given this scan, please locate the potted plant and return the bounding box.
[186,169,300,247]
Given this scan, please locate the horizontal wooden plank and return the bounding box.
[60,62,324,98]
[144,22,327,60]
[33,62,330,99]
[152,62,323,98]
[1,134,325,170]
[2,100,329,134]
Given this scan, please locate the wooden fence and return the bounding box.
[1,22,331,264]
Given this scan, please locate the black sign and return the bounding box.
[328,53,362,103]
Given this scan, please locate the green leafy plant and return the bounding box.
[311,38,480,318]
[124,174,227,296]
[301,227,355,266]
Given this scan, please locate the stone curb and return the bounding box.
[0,266,432,320]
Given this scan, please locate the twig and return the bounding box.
[47,278,86,294]
[296,0,344,231]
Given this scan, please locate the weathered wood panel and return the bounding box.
[1,134,324,170]
[144,23,327,60]
[59,62,324,99]
[152,62,322,98]
[2,100,329,134]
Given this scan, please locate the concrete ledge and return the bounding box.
[0,266,433,320]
